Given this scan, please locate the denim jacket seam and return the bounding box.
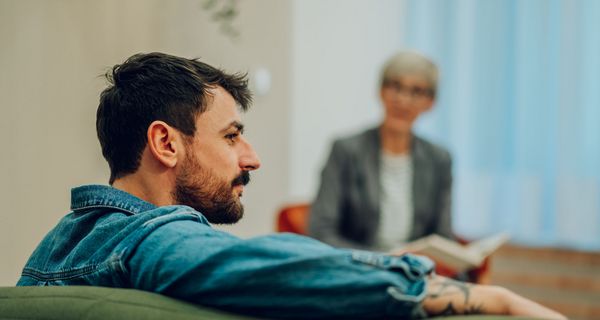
[22,265,98,281]
[105,252,130,287]
[349,252,433,280]
[73,204,137,215]
[386,285,428,319]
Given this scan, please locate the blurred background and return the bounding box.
[0,0,598,318]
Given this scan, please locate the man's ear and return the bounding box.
[146,121,182,168]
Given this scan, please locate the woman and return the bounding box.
[309,51,452,251]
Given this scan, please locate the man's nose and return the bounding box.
[239,139,261,171]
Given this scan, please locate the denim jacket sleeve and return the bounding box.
[125,219,434,319]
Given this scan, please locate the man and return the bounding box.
[18,52,564,319]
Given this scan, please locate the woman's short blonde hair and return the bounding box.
[380,51,439,97]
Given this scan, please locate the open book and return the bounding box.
[396,233,510,272]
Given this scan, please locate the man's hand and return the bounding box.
[422,274,566,319]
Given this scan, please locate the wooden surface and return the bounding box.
[489,244,600,320]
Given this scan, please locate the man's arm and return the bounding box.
[124,214,564,319]
[423,274,566,319]
[126,219,432,319]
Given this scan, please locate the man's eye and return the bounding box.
[225,133,239,143]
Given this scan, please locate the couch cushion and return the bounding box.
[0,286,261,320]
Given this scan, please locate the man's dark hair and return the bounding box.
[97,52,251,184]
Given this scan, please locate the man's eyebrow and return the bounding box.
[221,121,245,133]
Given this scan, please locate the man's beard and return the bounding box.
[173,153,250,224]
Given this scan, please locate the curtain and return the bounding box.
[402,0,600,249]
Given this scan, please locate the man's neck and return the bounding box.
[112,174,174,207]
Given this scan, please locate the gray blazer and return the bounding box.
[308,127,453,250]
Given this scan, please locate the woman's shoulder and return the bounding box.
[333,127,379,152]
[412,134,451,163]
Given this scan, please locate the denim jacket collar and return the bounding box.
[71,185,156,215]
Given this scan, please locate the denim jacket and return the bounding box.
[18,185,434,319]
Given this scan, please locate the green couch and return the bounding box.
[0,286,258,320]
[0,286,542,320]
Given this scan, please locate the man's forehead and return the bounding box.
[196,86,242,131]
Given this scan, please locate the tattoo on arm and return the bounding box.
[426,276,485,315]
[428,277,471,303]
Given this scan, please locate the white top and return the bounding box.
[377,152,414,250]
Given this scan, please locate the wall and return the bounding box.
[289,0,406,200]
[0,0,292,286]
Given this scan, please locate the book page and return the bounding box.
[466,233,510,257]
[394,233,510,272]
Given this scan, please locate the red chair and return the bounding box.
[275,203,491,284]
[276,203,311,234]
